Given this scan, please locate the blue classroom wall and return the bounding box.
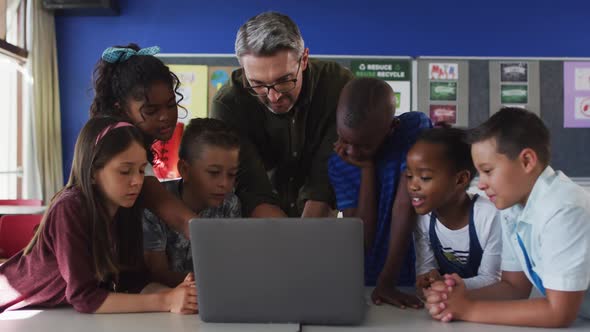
[56,0,590,180]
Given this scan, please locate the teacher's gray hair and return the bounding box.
[235,12,305,60]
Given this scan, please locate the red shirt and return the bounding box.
[0,187,147,313]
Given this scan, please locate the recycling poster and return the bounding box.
[351,60,412,114]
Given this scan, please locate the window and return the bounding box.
[0,0,27,199]
[1,0,27,58]
[0,55,21,198]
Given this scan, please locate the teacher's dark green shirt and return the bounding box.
[211,59,354,217]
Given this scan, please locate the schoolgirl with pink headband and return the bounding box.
[0,117,197,314]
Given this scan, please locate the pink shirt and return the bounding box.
[0,187,147,313]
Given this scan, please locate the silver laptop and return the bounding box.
[189,218,366,325]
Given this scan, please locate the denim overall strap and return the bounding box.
[429,194,483,277]
[466,194,483,273]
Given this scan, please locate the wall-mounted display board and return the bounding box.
[160,54,590,176]
[564,61,590,128]
[417,59,470,127]
[159,54,413,116]
[418,56,590,177]
[489,60,540,117]
[159,55,239,117]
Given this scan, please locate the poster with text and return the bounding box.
[500,84,528,104]
[430,82,457,101]
[351,60,412,113]
[168,64,208,123]
[501,63,528,82]
[429,105,457,125]
[575,67,590,91]
[351,60,410,80]
[429,63,459,80]
[564,62,590,127]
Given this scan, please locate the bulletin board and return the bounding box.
[418,57,590,177]
[158,54,414,116]
[160,54,590,176]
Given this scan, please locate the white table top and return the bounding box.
[2,292,589,332]
[0,205,46,215]
[303,298,590,331]
[0,308,300,332]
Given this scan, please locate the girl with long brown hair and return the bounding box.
[0,117,197,314]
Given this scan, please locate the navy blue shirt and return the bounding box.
[328,112,432,286]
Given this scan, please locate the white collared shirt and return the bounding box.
[500,166,590,318]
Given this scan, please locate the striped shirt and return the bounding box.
[328,111,432,286]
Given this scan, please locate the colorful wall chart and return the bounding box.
[428,62,460,125]
[429,104,457,124]
[500,62,529,107]
[168,64,209,123]
[208,66,237,116]
[564,62,590,128]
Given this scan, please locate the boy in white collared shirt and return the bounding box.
[423,107,590,328]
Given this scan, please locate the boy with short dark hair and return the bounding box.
[329,77,432,308]
[143,118,242,287]
[425,107,590,327]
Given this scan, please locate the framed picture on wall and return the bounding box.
[501,62,528,83]
[429,82,457,101]
[429,63,459,80]
[501,84,528,104]
[429,104,457,125]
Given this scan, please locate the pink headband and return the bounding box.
[95,122,135,146]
